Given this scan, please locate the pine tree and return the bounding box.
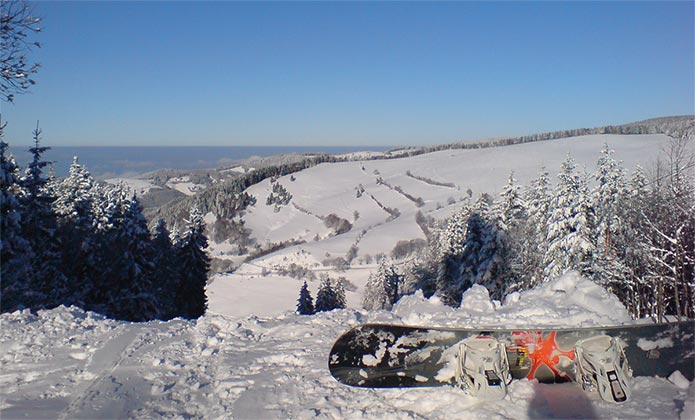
[53,156,97,303]
[334,277,347,309]
[521,168,552,289]
[296,281,315,315]
[593,144,627,256]
[435,206,469,306]
[482,173,526,300]
[53,156,95,222]
[543,154,596,281]
[84,184,157,320]
[151,218,180,319]
[19,124,67,309]
[315,275,345,312]
[111,192,151,320]
[460,203,488,290]
[0,123,32,311]
[591,144,630,300]
[400,258,436,298]
[174,206,210,319]
[169,224,182,246]
[495,172,527,232]
[362,261,400,310]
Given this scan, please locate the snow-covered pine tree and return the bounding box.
[296,281,315,315]
[79,182,115,308]
[543,154,596,281]
[93,186,157,320]
[591,144,631,301]
[315,275,345,312]
[334,278,347,309]
[112,192,159,321]
[19,124,67,309]
[53,156,98,301]
[0,127,33,311]
[475,217,505,300]
[593,144,626,254]
[399,257,437,298]
[83,184,157,320]
[484,172,526,300]
[174,206,210,319]
[459,197,492,292]
[362,260,400,310]
[169,224,182,246]
[53,156,95,222]
[495,172,527,231]
[435,205,470,306]
[520,168,552,289]
[151,218,180,319]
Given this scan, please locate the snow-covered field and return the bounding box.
[104,178,161,196]
[165,176,204,196]
[1,273,693,419]
[208,133,674,318]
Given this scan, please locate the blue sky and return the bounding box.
[1,1,693,147]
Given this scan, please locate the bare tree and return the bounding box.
[642,133,695,321]
[1,0,41,103]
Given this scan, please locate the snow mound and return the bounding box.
[392,290,455,323]
[459,284,496,313]
[392,271,632,328]
[668,371,691,390]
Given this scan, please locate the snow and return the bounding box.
[207,133,674,319]
[104,177,160,195]
[459,285,497,313]
[4,133,693,418]
[165,176,204,196]
[669,371,691,390]
[393,271,631,328]
[2,273,693,419]
[220,165,252,174]
[638,337,676,351]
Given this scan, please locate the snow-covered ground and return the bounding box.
[2,273,693,419]
[208,133,674,318]
[104,178,161,196]
[165,176,205,196]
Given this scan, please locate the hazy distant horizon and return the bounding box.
[7,145,391,179]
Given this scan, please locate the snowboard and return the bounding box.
[328,321,695,388]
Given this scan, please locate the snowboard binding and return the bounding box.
[574,335,632,403]
[454,336,512,400]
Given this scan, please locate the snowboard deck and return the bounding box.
[328,321,695,388]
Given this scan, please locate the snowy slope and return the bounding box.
[208,133,673,318]
[104,178,161,195]
[2,273,692,419]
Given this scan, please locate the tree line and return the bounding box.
[296,275,347,315]
[362,137,694,322]
[1,124,210,321]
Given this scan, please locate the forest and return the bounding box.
[360,138,695,322]
[1,123,210,321]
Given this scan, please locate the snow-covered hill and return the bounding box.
[2,273,692,419]
[207,133,674,318]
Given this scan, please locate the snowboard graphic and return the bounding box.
[328,321,695,388]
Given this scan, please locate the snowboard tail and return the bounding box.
[328,321,695,389]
